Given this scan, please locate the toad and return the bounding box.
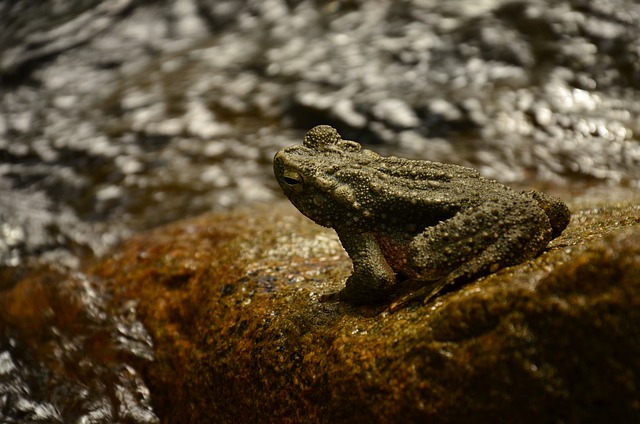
[273,125,570,305]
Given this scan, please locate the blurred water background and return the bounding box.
[2,0,639,273]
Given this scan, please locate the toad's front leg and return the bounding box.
[331,231,396,305]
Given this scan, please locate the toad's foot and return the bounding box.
[388,278,450,312]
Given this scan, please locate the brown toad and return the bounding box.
[273,125,570,305]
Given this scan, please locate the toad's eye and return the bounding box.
[284,176,300,186]
[282,169,304,192]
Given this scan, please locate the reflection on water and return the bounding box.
[1,0,639,270]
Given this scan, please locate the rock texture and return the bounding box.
[92,200,640,423]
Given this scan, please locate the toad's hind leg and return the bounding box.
[408,196,553,290]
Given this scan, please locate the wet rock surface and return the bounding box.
[90,199,639,422]
[0,268,157,423]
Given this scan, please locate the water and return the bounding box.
[1,0,639,421]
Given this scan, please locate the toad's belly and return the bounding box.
[374,233,419,279]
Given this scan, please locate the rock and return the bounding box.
[91,200,640,422]
[0,267,158,423]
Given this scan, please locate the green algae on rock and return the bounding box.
[90,200,640,422]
